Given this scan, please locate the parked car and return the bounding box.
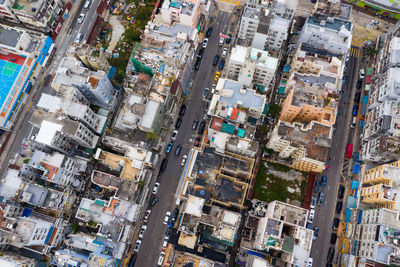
[144,209,151,222]
[171,130,178,141]
[138,225,147,239]
[162,236,169,248]
[219,59,225,70]
[202,38,208,48]
[158,252,165,266]
[335,201,343,214]
[175,117,182,129]
[150,197,159,206]
[206,27,213,37]
[352,105,359,116]
[213,55,220,66]
[160,158,168,172]
[219,37,224,46]
[175,145,182,156]
[338,185,345,199]
[314,180,320,193]
[222,47,228,58]
[192,118,199,130]
[181,155,188,166]
[321,176,327,187]
[152,182,160,194]
[311,196,317,209]
[163,211,171,224]
[197,48,205,59]
[313,227,319,240]
[330,233,337,244]
[327,247,335,263]
[225,34,232,44]
[77,13,85,23]
[354,92,361,103]
[332,217,339,230]
[318,192,325,206]
[308,209,315,223]
[84,0,91,9]
[194,59,201,70]
[171,208,179,222]
[165,224,172,235]
[165,142,173,154]
[198,121,206,135]
[214,72,221,82]
[356,79,362,89]
[179,105,187,116]
[133,240,142,252]
[359,68,365,79]
[306,258,313,267]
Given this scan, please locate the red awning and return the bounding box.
[366,76,372,84]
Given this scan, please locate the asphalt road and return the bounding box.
[310,47,361,266]
[133,11,233,267]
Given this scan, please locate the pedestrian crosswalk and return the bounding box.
[349,47,361,58]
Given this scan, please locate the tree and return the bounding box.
[138,180,145,188]
[124,27,141,43]
[268,104,282,117]
[72,223,80,234]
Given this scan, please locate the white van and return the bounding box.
[157,252,165,266]
[84,0,91,9]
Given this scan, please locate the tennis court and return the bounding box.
[0,58,23,108]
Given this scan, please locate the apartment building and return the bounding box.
[228,46,278,88]
[0,0,66,33]
[158,0,201,28]
[360,161,400,210]
[30,109,99,152]
[0,23,53,129]
[37,93,107,135]
[254,201,313,266]
[0,252,36,266]
[357,208,400,265]
[362,36,400,163]
[19,149,86,189]
[52,57,116,108]
[298,16,352,56]
[67,43,112,72]
[267,120,332,172]
[273,0,297,20]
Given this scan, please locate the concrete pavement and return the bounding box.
[132,11,233,267]
[310,47,361,266]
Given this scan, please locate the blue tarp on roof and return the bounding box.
[22,208,33,217]
[351,180,359,189]
[283,65,290,72]
[353,164,360,174]
[248,250,265,259]
[362,95,368,104]
[345,208,351,222]
[44,226,54,245]
[358,210,363,224]
[360,120,364,127]
[347,196,356,209]
[108,67,116,80]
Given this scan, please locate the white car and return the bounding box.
[157,252,165,266]
[77,13,85,23]
[138,225,147,239]
[306,257,313,267]
[181,155,188,166]
[144,209,151,222]
[308,209,315,223]
[202,38,209,48]
[163,211,171,224]
[219,37,224,46]
[152,182,160,194]
[162,236,169,248]
[133,240,142,252]
[222,47,228,58]
[359,68,365,79]
[171,130,178,141]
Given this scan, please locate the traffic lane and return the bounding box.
[310,53,359,265]
[71,0,100,41]
[134,12,233,267]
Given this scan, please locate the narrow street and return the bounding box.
[133,10,233,267]
[310,47,361,266]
